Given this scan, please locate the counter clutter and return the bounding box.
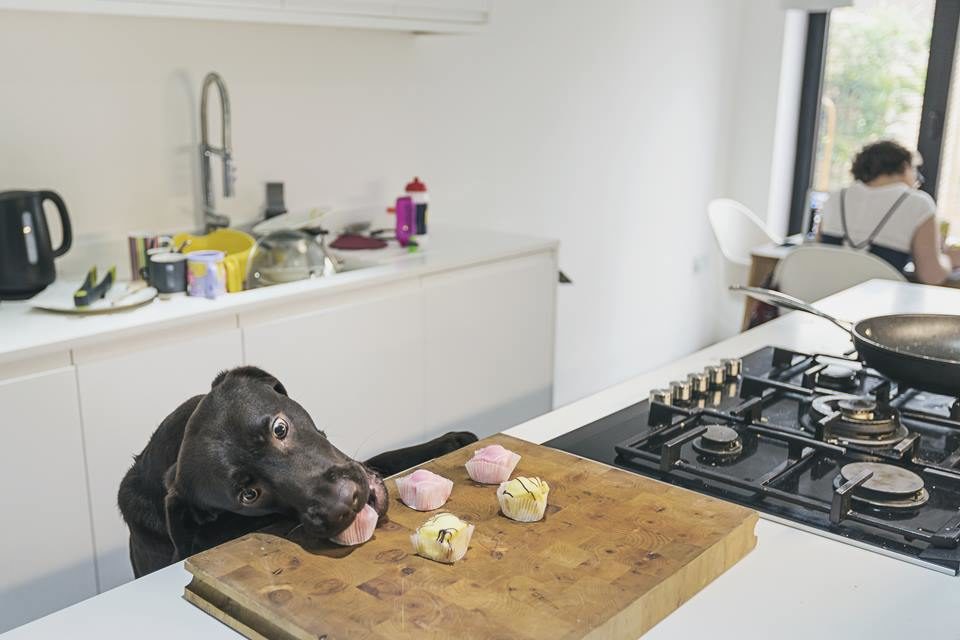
[0,226,556,366]
[1,170,430,310]
[4,280,957,640]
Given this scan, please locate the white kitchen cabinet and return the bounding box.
[75,328,243,591]
[241,281,424,462]
[422,253,557,440]
[0,0,489,33]
[284,0,396,16]
[394,0,487,22]
[0,368,97,634]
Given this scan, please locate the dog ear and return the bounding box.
[163,466,219,561]
[163,489,193,561]
[211,366,288,396]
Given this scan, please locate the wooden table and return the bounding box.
[741,236,801,330]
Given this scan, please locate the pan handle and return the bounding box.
[731,286,855,334]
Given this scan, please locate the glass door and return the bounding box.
[790,0,960,235]
[811,0,935,194]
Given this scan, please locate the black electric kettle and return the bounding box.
[0,190,72,299]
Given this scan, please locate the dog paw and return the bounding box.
[437,431,478,454]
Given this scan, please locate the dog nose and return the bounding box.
[336,478,365,512]
[300,477,367,533]
[340,483,366,511]
[302,502,351,532]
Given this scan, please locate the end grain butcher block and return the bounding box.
[184,434,757,639]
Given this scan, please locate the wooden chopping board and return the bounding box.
[184,434,757,639]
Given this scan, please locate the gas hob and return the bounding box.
[545,347,960,574]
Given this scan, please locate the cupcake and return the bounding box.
[497,477,549,522]
[329,503,379,546]
[464,444,521,484]
[410,513,475,564]
[395,469,454,511]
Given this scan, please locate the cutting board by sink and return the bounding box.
[183,434,757,639]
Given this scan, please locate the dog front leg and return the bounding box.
[364,431,478,476]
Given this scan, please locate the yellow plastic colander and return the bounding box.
[172,228,255,293]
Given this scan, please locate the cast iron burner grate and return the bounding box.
[545,346,960,575]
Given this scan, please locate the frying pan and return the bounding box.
[733,286,960,396]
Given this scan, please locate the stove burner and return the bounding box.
[836,462,929,511]
[809,395,909,447]
[837,397,879,420]
[551,346,960,575]
[816,362,859,391]
[692,424,743,461]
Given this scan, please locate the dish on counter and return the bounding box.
[246,229,333,288]
[30,280,157,314]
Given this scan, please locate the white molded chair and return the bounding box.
[707,199,783,266]
[773,244,906,302]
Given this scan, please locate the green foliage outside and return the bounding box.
[815,2,932,190]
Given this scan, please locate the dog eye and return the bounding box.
[272,417,288,440]
[239,488,259,504]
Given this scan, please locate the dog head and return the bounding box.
[164,366,388,550]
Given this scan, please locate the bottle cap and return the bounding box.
[405,177,427,192]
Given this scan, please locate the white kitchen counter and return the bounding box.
[0,226,557,366]
[5,279,960,639]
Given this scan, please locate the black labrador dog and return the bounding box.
[118,366,476,577]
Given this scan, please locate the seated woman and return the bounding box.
[817,140,960,284]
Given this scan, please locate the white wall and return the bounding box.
[0,11,420,238]
[724,0,807,238]
[703,0,805,338]
[0,1,796,408]
[409,0,747,404]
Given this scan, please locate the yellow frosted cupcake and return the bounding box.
[410,512,475,564]
[497,477,549,522]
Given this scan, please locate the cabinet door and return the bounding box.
[0,368,97,633]
[422,253,556,440]
[76,329,243,591]
[242,282,424,463]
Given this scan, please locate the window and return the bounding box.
[935,34,960,229]
[789,0,960,235]
[812,0,934,193]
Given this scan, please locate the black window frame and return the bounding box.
[788,0,960,236]
[788,12,829,236]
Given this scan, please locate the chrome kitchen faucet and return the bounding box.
[199,72,235,230]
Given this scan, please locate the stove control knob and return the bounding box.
[670,380,692,405]
[704,365,726,387]
[687,371,709,394]
[722,358,742,378]
[649,388,672,405]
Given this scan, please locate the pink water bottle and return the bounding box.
[394,196,415,247]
